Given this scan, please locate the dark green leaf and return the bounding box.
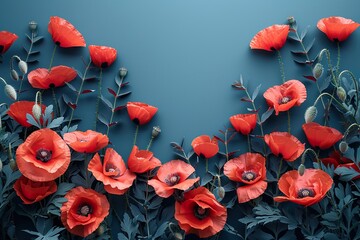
[151,221,168,240]
[65,82,77,93]
[251,84,261,101]
[300,25,309,40]
[46,117,64,129]
[101,95,112,109]
[26,113,41,129]
[334,166,360,181]
[260,108,274,124]
[305,38,316,53]
[118,91,132,98]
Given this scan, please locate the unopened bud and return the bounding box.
[96,224,106,236]
[4,84,17,100]
[152,126,161,138]
[339,141,348,153]
[9,159,17,171]
[18,60,28,74]
[217,186,225,199]
[336,87,346,102]
[312,63,324,79]
[287,16,296,25]
[32,104,42,121]
[29,21,38,31]
[10,69,19,81]
[173,232,184,240]
[298,164,306,176]
[0,159,3,172]
[119,67,128,78]
[304,106,317,123]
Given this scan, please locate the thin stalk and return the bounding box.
[18,31,35,100]
[336,41,340,77]
[277,50,286,83]
[287,111,291,133]
[247,134,251,152]
[274,158,283,205]
[205,158,209,172]
[145,172,150,238]
[224,129,230,161]
[313,92,348,112]
[48,45,57,71]
[106,76,124,136]
[94,68,103,131]
[146,137,154,151]
[51,87,59,118]
[133,125,139,146]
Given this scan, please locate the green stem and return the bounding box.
[319,49,338,86]
[94,68,103,131]
[277,50,285,83]
[145,172,150,238]
[336,41,340,77]
[48,45,57,71]
[274,158,283,205]
[224,129,229,161]
[147,137,154,151]
[287,111,291,133]
[313,92,348,111]
[106,76,124,136]
[205,158,209,172]
[133,124,139,146]
[247,134,251,152]
[51,87,59,118]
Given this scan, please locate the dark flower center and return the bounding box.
[280,96,291,104]
[36,149,52,162]
[0,45,4,53]
[194,206,209,220]
[165,174,180,186]
[297,188,315,198]
[101,62,108,68]
[78,204,92,216]
[55,41,60,46]
[49,83,55,88]
[242,171,257,181]
[106,164,121,178]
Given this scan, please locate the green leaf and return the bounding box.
[26,113,41,129]
[151,221,168,239]
[46,117,64,129]
[334,166,360,181]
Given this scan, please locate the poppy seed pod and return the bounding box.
[298,164,306,176]
[339,141,348,153]
[217,186,225,199]
[119,67,128,78]
[32,104,42,121]
[9,159,17,171]
[312,63,324,79]
[18,60,28,74]
[10,69,19,81]
[288,16,296,24]
[29,21,37,31]
[4,84,17,100]
[336,87,347,102]
[304,106,317,123]
[152,126,161,138]
[173,232,184,240]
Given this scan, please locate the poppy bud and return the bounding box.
[217,186,225,199]
[4,84,17,100]
[173,232,184,240]
[96,224,106,236]
[304,106,317,123]
[9,159,17,171]
[32,104,42,121]
[29,21,38,31]
[119,67,128,78]
[339,141,348,153]
[336,87,346,102]
[152,126,161,138]
[10,69,19,81]
[18,60,28,74]
[287,16,296,25]
[312,63,324,79]
[0,159,2,172]
[298,164,306,176]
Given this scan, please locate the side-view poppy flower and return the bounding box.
[14,175,57,204]
[48,16,86,48]
[229,113,257,135]
[320,151,352,167]
[88,148,136,195]
[126,102,158,125]
[148,160,200,198]
[263,80,307,115]
[89,45,117,68]
[302,122,343,150]
[191,135,219,159]
[174,186,227,238]
[28,65,77,89]
[127,145,162,174]
[264,132,305,162]
[16,128,71,182]
[250,24,290,51]
[274,169,333,206]
[0,31,18,54]
[61,186,109,237]
[64,130,109,153]
[7,101,46,127]
[224,152,267,203]
[317,16,360,42]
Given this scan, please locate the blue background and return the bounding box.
[1,0,360,238]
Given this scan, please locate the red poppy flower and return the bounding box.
[274,169,333,206]
[14,175,57,204]
[229,113,257,135]
[63,130,109,153]
[302,122,343,150]
[16,128,71,182]
[127,145,162,174]
[126,102,158,125]
[320,151,352,167]
[224,153,267,203]
[48,16,86,48]
[61,186,109,237]
[264,132,305,162]
[89,45,117,68]
[0,31,18,54]
[88,148,136,195]
[191,135,219,159]
[148,160,200,198]
[250,25,290,51]
[263,80,307,115]
[7,101,46,127]
[317,16,360,42]
[174,187,227,238]
[28,65,77,89]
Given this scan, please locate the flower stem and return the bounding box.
[48,45,57,71]
[51,87,59,118]
[287,111,291,134]
[147,137,154,151]
[205,158,209,172]
[274,158,283,204]
[277,50,285,83]
[106,76,124,136]
[336,41,340,77]
[313,92,347,112]
[94,68,103,131]
[133,124,139,146]
[247,134,251,152]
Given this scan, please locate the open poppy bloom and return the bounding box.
[64,130,109,153]
[264,132,305,162]
[148,160,200,198]
[61,186,109,237]
[89,45,117,68]
[224,153,267,203]
[317,16,360,42]
[48,16,86,48]
[127,145,162,174]
[0,31,18,54]
[16,128,71,182]
[274,169,333,206]
[191,135,219,159]
[88,148,136,195]
[174,187,227,238]
[250,24,290,51]
[7,101,46,127]
[126,102,158,125]
[263,80,307,115]
[229,113,257,135]
[14,175,57,204]
[302,122,343,150]
[28,65,77,89]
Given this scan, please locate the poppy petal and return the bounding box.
[236,180,268,203]
[89,45,117,68]
[317,16,360,42]
[0,31,18,54]
[250,25,290,51]
[28,66,77,89]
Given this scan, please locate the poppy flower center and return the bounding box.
[78,204,92,216]
[242,171,257,181]
[194,206,209,220]
[36,149,52,162]
[280,96,291,104]
[0,45,3,53]
[165,174,180,186]
[101,62,108,68]
[297,188,315,198]
[105,164,121,178]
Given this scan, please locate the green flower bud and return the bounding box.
[10,69,19,81]
[298,164,306,176]
[312,63,324,79]
[4,84,17,100]
[152,126,161,138]
[339,141,348,153]
[32,104,42,121]
[0,159,3,172]
[287,16,296,25]
[9,159,17,171]
[29,21,38,31]
[18,60,28,74]
[304,106,317,123]
[217,186,225,199]
[173,232,184,240]
[119,67,128,78]
[337,87,346,102]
